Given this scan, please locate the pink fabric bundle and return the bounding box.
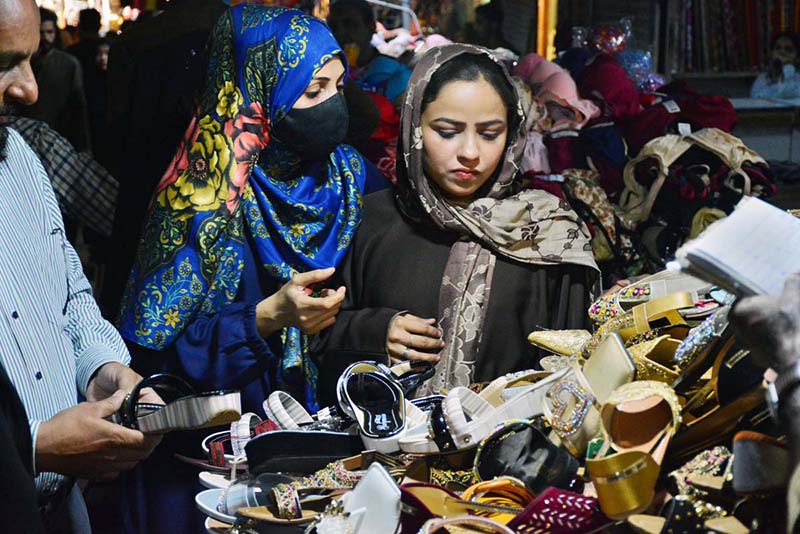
[527,60,564,92]
[538,71,601,131]
[520,131,551,174]
[514,53,546,83]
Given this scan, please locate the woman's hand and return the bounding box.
[386,314,444,363]
[256,267,346,337]
[732,272,800,372]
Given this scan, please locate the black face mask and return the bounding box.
[272,92,349,162]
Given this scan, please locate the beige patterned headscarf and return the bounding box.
[397,45,598,395]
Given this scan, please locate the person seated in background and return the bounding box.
[751,32,800,99]
[21,8,91,152]
[313,45,598,403]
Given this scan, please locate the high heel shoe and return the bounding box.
[337,362,417,453]
[113,373,241,433]
[671,307,732,395]
[542,333,636,456]
[586,381,682,519]
[441,367,570,450]
[669,342,767,465]
[627,335,683,383]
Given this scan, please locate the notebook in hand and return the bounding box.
[673,197,800,296]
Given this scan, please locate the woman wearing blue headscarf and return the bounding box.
[117,6,386,532]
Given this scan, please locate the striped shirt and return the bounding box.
[0,129,130,499]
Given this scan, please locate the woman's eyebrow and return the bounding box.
[431,118,505,128]
[431,118,465,126]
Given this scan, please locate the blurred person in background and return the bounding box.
[67,8,101,66]
[751,32,800,99]
[39,7,62,50]
[327,0,411,107]
[84,36,113,161]
[20,7,91,152]
[99,0,226,319]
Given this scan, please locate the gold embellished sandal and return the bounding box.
[586,381,682,520]
[627,335,683,384]
[582,292,695,358]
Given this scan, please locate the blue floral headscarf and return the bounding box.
[118,5,368,410]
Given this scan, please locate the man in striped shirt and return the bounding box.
[0,0,161,531]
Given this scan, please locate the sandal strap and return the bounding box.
[231,412,262,457]
[445,368,570,450]
[443,387,495,449]
[630,292,694,335]
[264,391,314,429]
[544,365,598,440]
[272,483,302,520]
[420,516,515,534]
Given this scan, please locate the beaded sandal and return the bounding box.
[541,333,636,457]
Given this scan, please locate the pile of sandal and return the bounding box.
[188,270,785,534]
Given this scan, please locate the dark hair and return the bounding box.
[421,52,520,135]
[39,7,58,25]
[771,31,800,53]
[767,32,800,82]
[329,0,375,29]
[475,2,503,25]
[78,9,101,34]
[0,126,7,164]
[96,34,115,47]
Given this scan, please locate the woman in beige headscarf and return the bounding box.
[313,44,598,402]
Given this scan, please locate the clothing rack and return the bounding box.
[364,0,424,41]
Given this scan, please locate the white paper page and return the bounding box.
[676,197,800,295]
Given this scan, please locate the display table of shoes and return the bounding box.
[183,269,787,534]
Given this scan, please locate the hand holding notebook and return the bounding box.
[673,197,800,296]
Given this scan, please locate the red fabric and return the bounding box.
[359,93,399,185]
[544,133,588,173]
[255,420,280,435]
[579,54,641,122]
[209,440,227,467]
[624,85,737,156]
[521,173,568,201]
[507,487,608,534]
[742,163,776,198]
[369,93,400,143]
